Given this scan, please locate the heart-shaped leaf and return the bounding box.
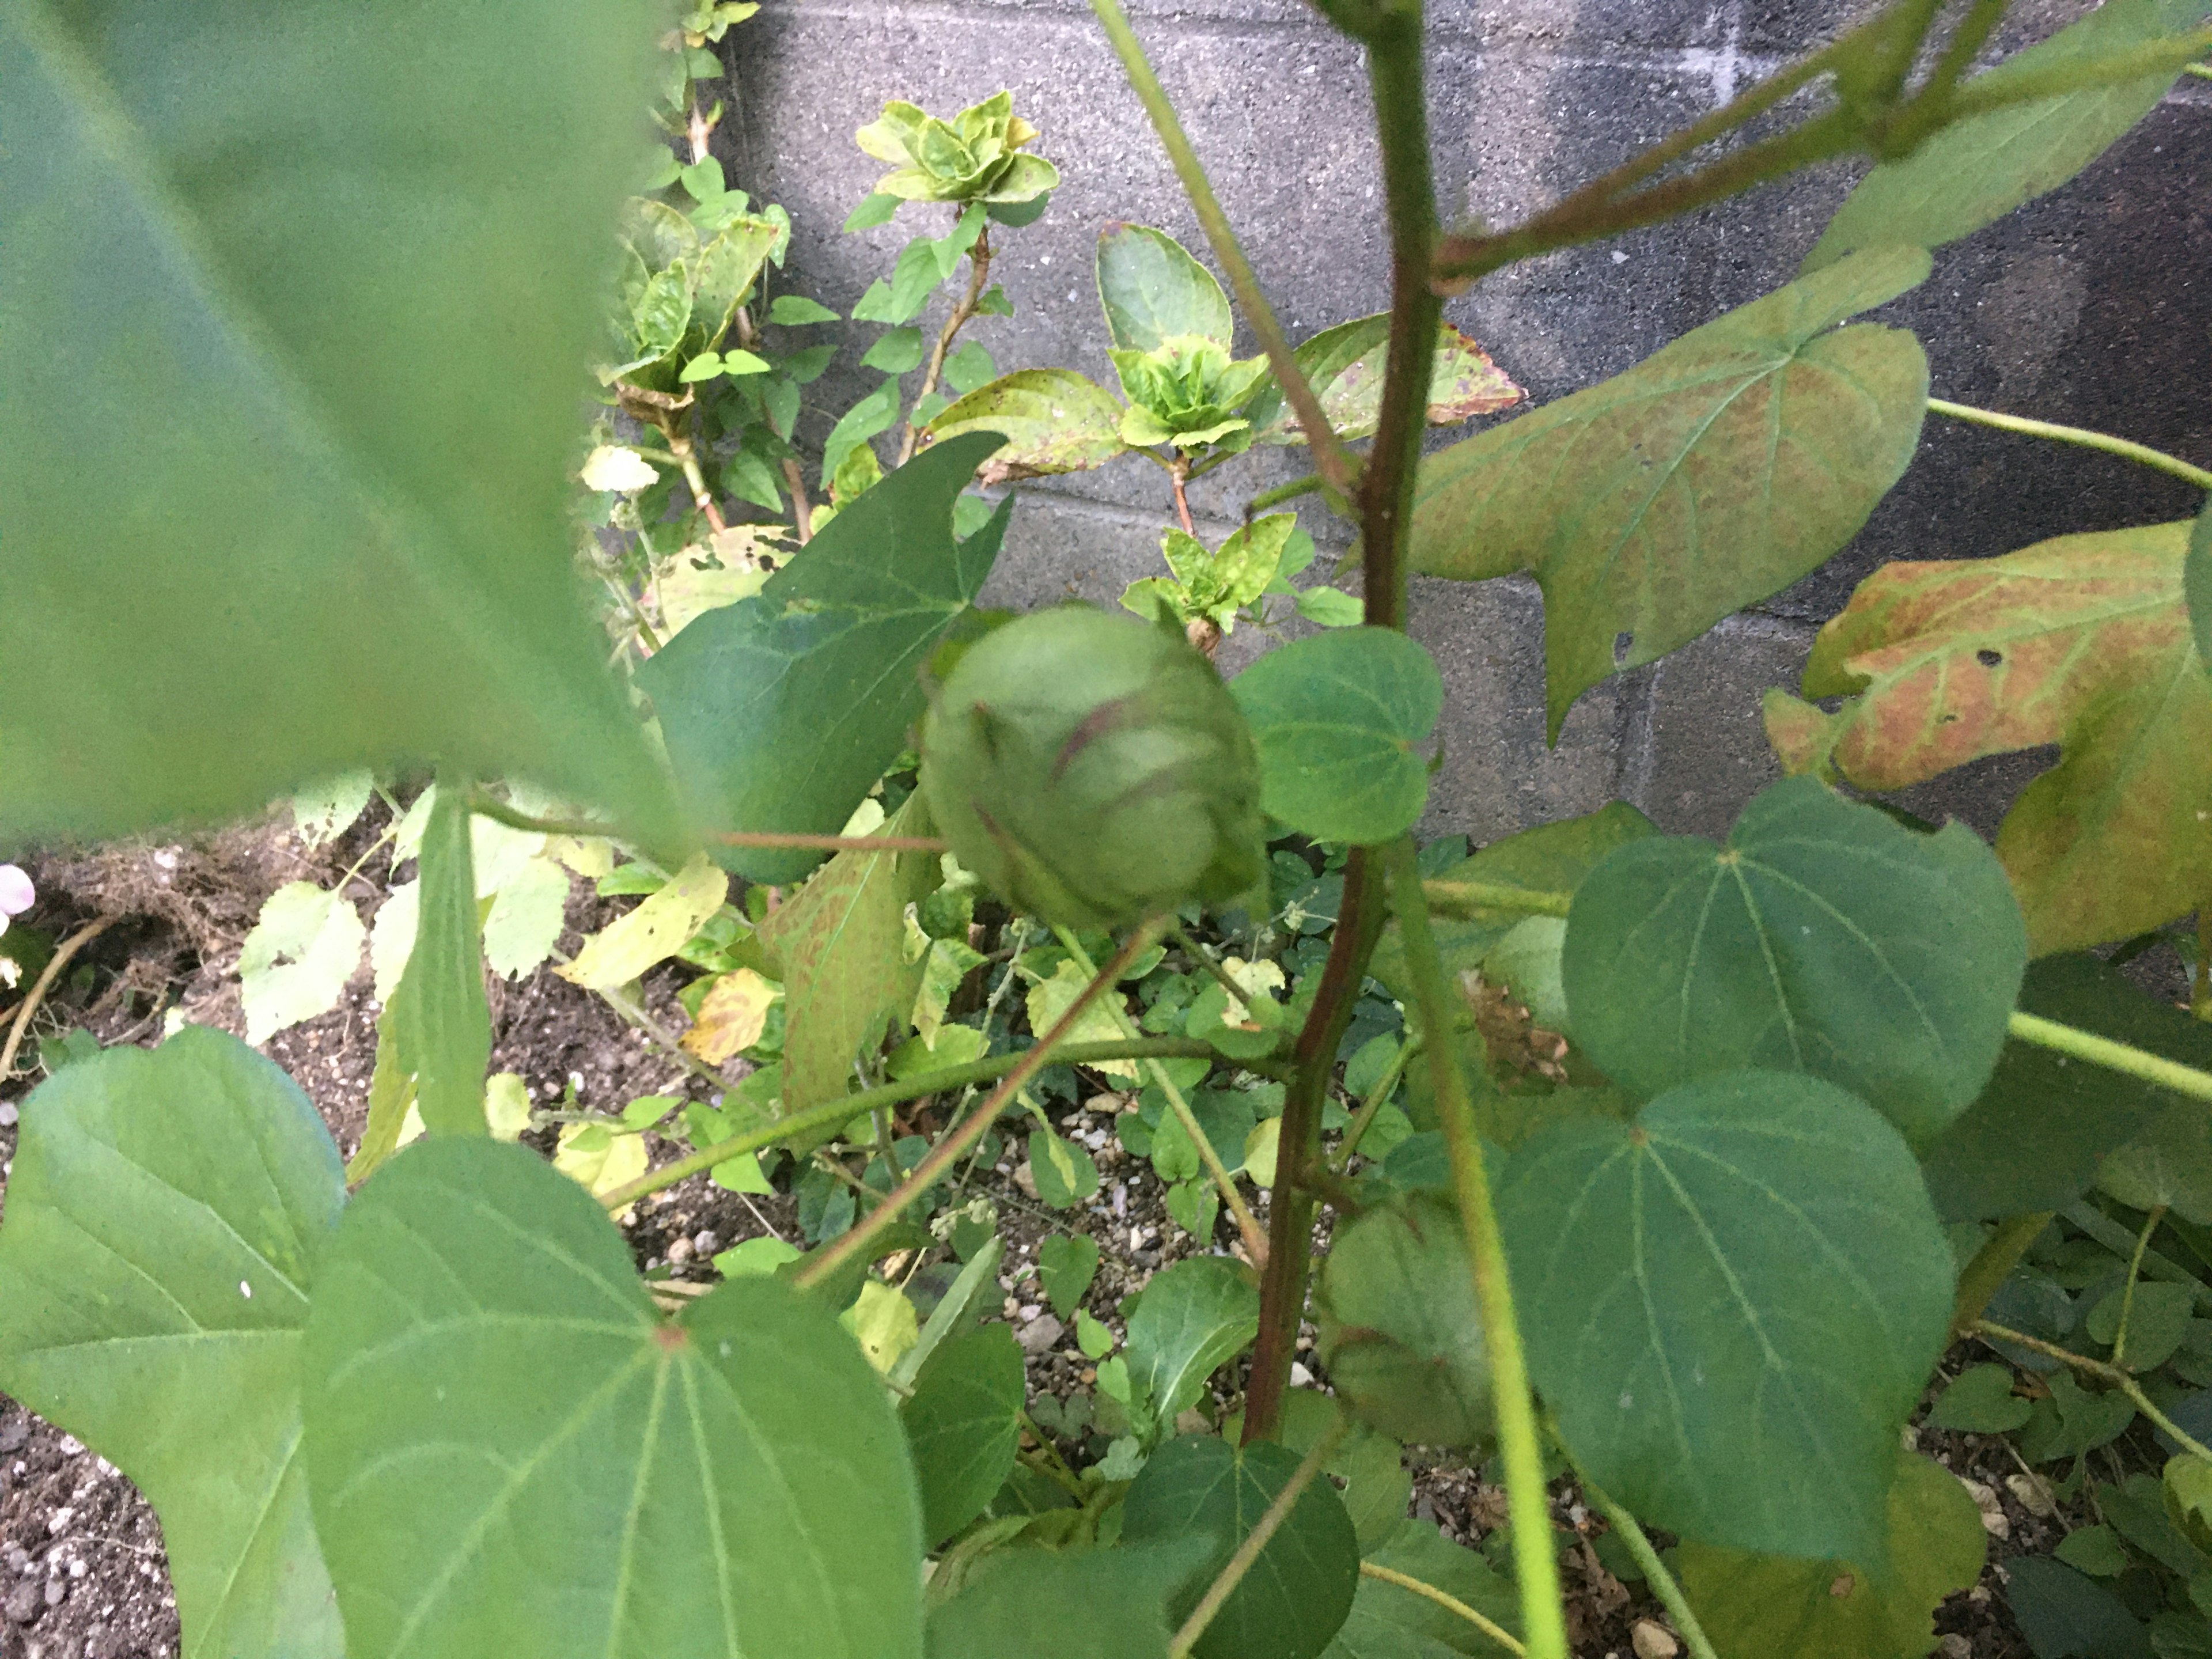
[1229,629,1444,844]
[927,1543,1208,1659]
[1322,1520,1520,1658]
[1125,1257,1260,1434]
[302,1138,923,1659]
[1562,776,2025,1147]
[1497,1070,1955,1562]
[1096,224,1231,351]
[902,1323,1026,1547]
[1410,247,1929,737]
[1,0,675,844]
[0,1029,347,1659]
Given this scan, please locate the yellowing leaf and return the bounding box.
[558,854,728,988]
[655,527,775,637]
[1025,959,1134,1078]
[482,854,570,980]
[552,1122,648,1210]
[369,880,421,1002]
[1244,1117,1281,1188]
[841,1280,919,1375]
[239,882,366,1044]
[1772,521,2212,953]
[681,968,779,1063]
[484,1073,532,1142]
[579,445,658,491]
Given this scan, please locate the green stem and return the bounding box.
[793,919,1171,1289]
[1332,1035,1418,1171]
[1247,472,1328,516]
[1926,399,2212,490]
[2113,1205,2167,1370]
[1055,927,1270,1264]
[1383,838,1567,1659]
[1951,1211,2052,1338]
[1359,1563,1523,1655]
[1422,879,1574,919]
[2009,1012,2212,1105]
[463,788,951,855]
[2062,1200,2212,1315]
[1975,1319,2212,1462]
[2188,62,2212,80]
[1168,1421,1350,1659]
[1576,1472,1721,1659]
[599,1033,1242,1211]
[1086,0,1358,499]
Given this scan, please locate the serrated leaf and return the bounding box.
[1097,224,1232,351]
[302,1139,923,1659]
[0,1029,346,1659]
[1125,1257,1260,1431]
[1027,959,1135,1078]
[924,368,1132,485]
[1410,247,1930,737]
[1808,0,2211,271]
[0,0,675,846]
[291,771,376,849]
[1677,1452,1986,1659]
[1498,1070,1955,1562]
[1561,776,2026,1145]
[558,852,727,989]
[1778,520,2212,952]
[239,882,366,1044]
[902,1323,1025,1546]
[482,853,570,980]
[1122,1435,1360,1659]
[1230,629,1444,845]
[639,433,1010,884]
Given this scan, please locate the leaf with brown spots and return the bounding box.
[1768,520,2212,953]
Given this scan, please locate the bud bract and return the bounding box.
[919,607,1264,929]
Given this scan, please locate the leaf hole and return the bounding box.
[1975,649,2002,668]
[1612,631,1634,666]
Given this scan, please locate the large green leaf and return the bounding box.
[1772,521,2212,952]
[1921,955,2212,1222]
[1122,1435,1361,1659]
[1321,1521,1520,1659]
[1097,224,1232,351]
[0,0,676,844]
[1124,1257,1261,1434]
[926,1543,1209,1659]
[1562,776,2026,1147]
[1229,630,1444,845]
[902,1323,1026,1547]
[923,369,1131,484]
[1497,1071,1955,1563]
[1409,247,1930,737]
[1808,0,2211,271]
[639,432,1010,884]
[1677,1452,1985,1659]
[0,1029,346,1659]
[302,1138,923,1659]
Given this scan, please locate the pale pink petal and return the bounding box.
[0,865,31,918]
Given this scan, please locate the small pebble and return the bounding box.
[666,1238,694,1264]
[4,1579,37,1622]
[1960,1478,2008,1540]
[43,1578,64,1608]
[0,1102,17,1128]
[1289,1362,1314,1388]
[1017,1304,1041,1322]
[1017,1315,1065,1356]
[1631,1621,1678,1659]
[694,1231,719,1255]
[2006,1472,2056,1518]
[1938,1636,1972,1659]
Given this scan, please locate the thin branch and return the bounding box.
[2010,1012,2212,1105]
[1976,1319,2212,1462]
[1,917,118,1083]
[1087,0,1358,498]
[781,457,815,544]
[898,223,993,465]
[1169,1421,1351,1659]
[1927,398,2212,490]
[1331,1035,1417,1172]
[462,786,951,855]
[1359,1563,1524,1655]
[1574,1471,1721,1659]
[594,981,732,1094]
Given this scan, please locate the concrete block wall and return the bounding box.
[725,1,2212,844]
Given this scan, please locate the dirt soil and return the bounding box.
[0,816,2046,1658]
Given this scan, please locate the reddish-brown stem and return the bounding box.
[781,459,815,544]
[898,224,993,465]
[1171,459,1196,535]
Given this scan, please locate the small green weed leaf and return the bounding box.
[2055,1525,2133,1578]
[639,433,1011,883]
[2006,1557,2153,1659]
[1126,1257,1261,1431]
[902,1323,1025,1546]
[821,376,904,483]
[1097,224,1232,351]
[1498,1070,1955,1562]
[1317,1195,1491,1449]
[1321,1520,1520,1657]
[1039,1233,1101,1319]
[482,854,571,980]
[1921,955,2210,1222]
[1370,802,1657,1001]
[558,853,728,990]
[925,369,1131,484]
[1230,629,1444,844]
[2086,1282,2195,1370]
[1563,776,2025,1145]
[1028,959,1136,1078]
[926,1542,1208,1659]
[1808,0,2210,270]
[2020,1368,2137,1465]
[756,802,937,1149]
[1411,247,1929,736]
[1677,1452,1985,1659]
[770,294,840,325]
[863,326,927,374]
[0,0,676,846]
[382,783,490,1138]
[1296,586,1366,627]
[1928,1365,2032,1433]
[2190,498,2212,678]
[292,771,376,849]
[304,1139,923,1659]
[1123,1435,1361,1659]
[1777,521,2212,953]
[239,882,366,1044]
[2100,1102,2212,1227]
[0,1029,346,1659]
[1029,1127,1102,1209]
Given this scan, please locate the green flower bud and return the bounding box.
[1317,1194,1494,1448]
[919,606,1264,929]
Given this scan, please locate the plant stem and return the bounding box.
[1975,1319,2212,1462]
[1577,1472,1721,1659]
[781,458,815,543]
[793,919,1170,1288]
[1247,472,1327,516]
[594,980,732,1093]
[1168,1420,1350,1659]
[2009,1012,2212,1105]
[1383,838,1567,1659]
[600,1035,1249,1211]
[0,916,116,1082]
[1926,399,2212,490]
[1358,1563,1524,1655]
[463,786,952,855]
[1331,1035,1417,1172]
[1951,1210,2052,1338]
[897,223,993,465]
[2114,1205,2167,1370]
[2188,62,2212,80]
[1171,457,1196,535]
[1422,879,1575,919]
[1056,927,1270,1264]
[2196,907,2212,1021]
[2062,1200,2212,1315]
[1088,0,1358,499]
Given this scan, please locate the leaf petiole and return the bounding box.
[1168,1419,1350,1659]
[1926,398,2212,491]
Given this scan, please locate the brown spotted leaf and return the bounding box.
[1251,318,1522,445]
[922,369,1131,483]
[1770,521,2212,953]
